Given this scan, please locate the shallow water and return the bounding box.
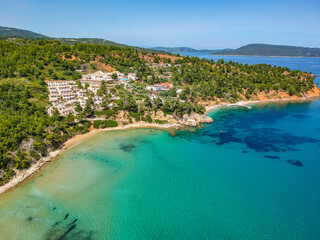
[0,100,320,239]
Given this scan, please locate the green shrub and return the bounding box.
[93,120,101,129]
[94,109,115,118]
[145,115,153,123]
[155,119,167,124]
[129,111,143,117]
[30,150,40,160]
[135,116,141,122]
[32,141,47,155]
[82,121,91,129]
[100,120,118,128]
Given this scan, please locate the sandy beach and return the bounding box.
[0,122,181,195]
[204,97,320,114]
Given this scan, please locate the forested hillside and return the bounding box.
[0,26,48,38]
[0,38,317,185]
[0,26,165,53]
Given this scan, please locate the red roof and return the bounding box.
[158,82,172,86]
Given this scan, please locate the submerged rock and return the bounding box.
[68,218,78,226]
[53,221,61,227]
[264,155,280,159]
[182,113,214,126]
[169,130,176,136]
[58,224,77,239]
[287,159,303,167]
[119,143,135,152]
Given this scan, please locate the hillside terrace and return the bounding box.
[46,70,137,116]
[46,70,180,116]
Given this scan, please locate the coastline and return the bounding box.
[0,122,180,195]
[1,96,319,196]
[204,96,320,113]
[204,100,259,113]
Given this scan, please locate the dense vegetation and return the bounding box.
[0,38,316,185]
[0,82,91,185]
[211,44,320,57]
[169,57,314,99]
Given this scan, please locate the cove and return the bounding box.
[0,101,320,239]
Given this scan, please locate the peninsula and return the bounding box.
[0,37,319,191]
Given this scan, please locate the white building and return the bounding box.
[47,81,78,102]
[146,83,173,92]
[176,88,183,94]
[82,71,121,82]
[127,73,137,80]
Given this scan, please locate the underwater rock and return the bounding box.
[292,114,309,119]
[264,155,280,159]
[58,224,77,239]
[287,159,303,167]
[68,218,78,226]
[53,221,61,227]
[169,130,175,137]
[53,207,56,210]
[119,143,135,152]
[26,217,33,222]
[66,224,76,234]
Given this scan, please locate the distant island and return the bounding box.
[210,44,320,57]
[151,47,233,54]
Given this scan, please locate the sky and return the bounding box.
[0,0,319,49]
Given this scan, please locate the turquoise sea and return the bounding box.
[0,56,320,240]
